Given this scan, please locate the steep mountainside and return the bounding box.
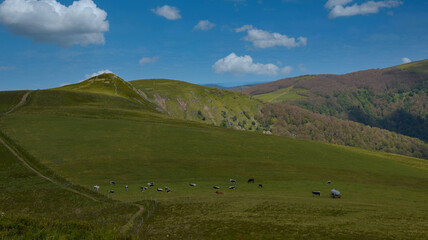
[244,60,428,141]
[130,79,263,130]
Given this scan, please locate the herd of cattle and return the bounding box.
[94,179,341,198]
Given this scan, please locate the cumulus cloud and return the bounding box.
[0,0,109,47]
[213,53,292,76]
[324,0,353,9]
[139,57,159,65]
[325,0,403,18]
[401,57,411,64]
[194,20,216,31]
[152,5,181,20]
[281,66,293,75]
[85,69,113,79]
[235,25,307,49]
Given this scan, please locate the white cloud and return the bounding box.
[213,53,292,76]
[281,66,293,75]
[324,0,353,9]
[139,57,159,65]
[325,0,403,18]
[152,5,181,20]
[85,69,113,79]
[401,57,411,64]
[0,0,109,47]
[194,20,216,31]
[235,25,307,49]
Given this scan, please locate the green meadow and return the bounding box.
[253,86,307,103]
[1,82,428,239]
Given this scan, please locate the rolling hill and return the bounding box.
[130,79,263,130]
[126,77,428,159]
[244,59,428,141]
[0,78,428,238]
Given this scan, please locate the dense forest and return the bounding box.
[257,103,428,159]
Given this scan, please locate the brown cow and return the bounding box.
[215,191,224,195]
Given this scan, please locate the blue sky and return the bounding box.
[0,0,427,90]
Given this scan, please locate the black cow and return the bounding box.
[109,190,114,193]
[258,184,263,188]
[312,191,321,196]
[213,186,220,189]
[248,178,255,183]
[110,181,115,185]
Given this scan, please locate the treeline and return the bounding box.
[257,103,428,159]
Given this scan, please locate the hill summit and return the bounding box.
[58,73,154,108]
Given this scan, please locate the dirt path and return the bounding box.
[0,90,148,233]
[120,204,145,233]
[0,90,98,202]
[0,137,99,202]
[3,91,32,116]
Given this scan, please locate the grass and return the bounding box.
[0,135,138,239]
[131,79,263,130]
[1,88,428,239]
[253,86,307,103]
[395,59,428,75]
[0,91,27,114]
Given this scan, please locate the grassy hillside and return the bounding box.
[1,88,428,239]
[254,86,307,103]
[0,91,28,115]
[0,132,137,239]
[58,73,157,111]
[244,60,428,141]
[131,79,263,130]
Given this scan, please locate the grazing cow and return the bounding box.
[109,190,114,194]
[258,184,263,188]
[166,189,171,193]
[230,179,237,184]
[213,186,220,189]
[330,189,341,198]
[147,182,155,187]
[215,191,224,195]
[125,185,128,191]
[229,186,236,190]
[312,191,321,196]
[165,187,169,191]
[247,178,255,183]
[94,185,100,191]
[157,188,163,192]
[327,180,331,185]
[140,186,147,192]
[189,183,197,187]
[110,181,115,185]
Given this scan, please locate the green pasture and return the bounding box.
[1,89,428,239]
[253,86,307,103]
[0,138,137,239]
